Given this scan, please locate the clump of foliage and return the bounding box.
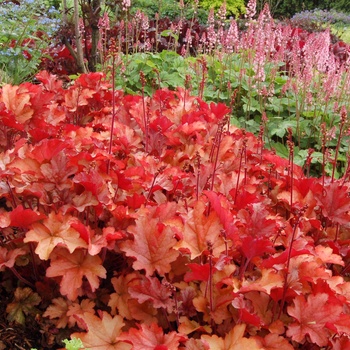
[1,70,350,348]
[2,2,350,348]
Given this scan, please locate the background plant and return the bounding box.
[198,0,246,18]
[260,0,349,19]
[291,8,350,43]
[0,0,60,85]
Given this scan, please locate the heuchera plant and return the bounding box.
[1,70,350,349]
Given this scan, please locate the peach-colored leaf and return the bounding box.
[175,200,224,259]
[0,247,27,271]
[24,211,88,260]
[120,322,186,350]
[128,275,174,313]
[287,293,342,346]
[46,248,106,301]
[1,84,33,123]
[71,311,132,350]
[120,207,179,276]
[201,324,262,350]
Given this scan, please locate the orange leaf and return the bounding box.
[46,248,106,301]
[258,333,294,350]
[71,311,131,350]
[109,273,140,319]
[176,200,224,259]
[287,293,342,346]
[24,212,88,260]
[0,247,27,271]
[120,207,179,276]
[128,275,174,313]
[120,323,186,350]
[201,324,262,350]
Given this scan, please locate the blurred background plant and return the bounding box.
[291,8,350,43]
[259,0,349,19]
[0,0,60,85]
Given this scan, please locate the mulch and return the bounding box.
[0,283,65,350]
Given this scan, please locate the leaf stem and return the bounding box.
[10,267,35,289]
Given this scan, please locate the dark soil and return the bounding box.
[0,296,42,349]
[0,282,67,350]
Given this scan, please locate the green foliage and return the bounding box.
[129,0,208,22]
[330,0,350,13]
[0,0,59,85]
[268,0,334,18]
[63,338,87,350]
[130,0,178,19]
[199,0,246,18]
[31,338,87,350]
[258,0,349,19]
[6,288,41,325]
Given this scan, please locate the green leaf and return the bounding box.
[6,287,41,325]
[63,338,87,350]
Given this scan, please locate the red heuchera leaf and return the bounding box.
[314,182,350,226]
[286,293,342,346]
[240,236,274,261]
[0,103,25,131]
[70,222,125,255]
[204,191,238,240]
[176,199,224,259]
[120,323,186,350]
[237,202,279,238]
[64,86,96,112]
[9,205,46,228]
[128,275,174,313]
[27,139,68,163]
[184,263,211,282]
[261,248,311,269]
[73,168,112,205]
[23,211,87,260]
[120,207,179,276]
[46,248,106,301]
[71,311,131,350]
[35,70,63,92]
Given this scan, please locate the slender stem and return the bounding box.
[278,217,299,319]
[10,267,35,289]
[107,53,116,175]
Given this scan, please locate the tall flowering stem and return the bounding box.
[107,39,118,174]
[331,106,348,182]
[140,71,149,152]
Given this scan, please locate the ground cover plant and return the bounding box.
[1,68,350,348]
[2,0,350,349]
